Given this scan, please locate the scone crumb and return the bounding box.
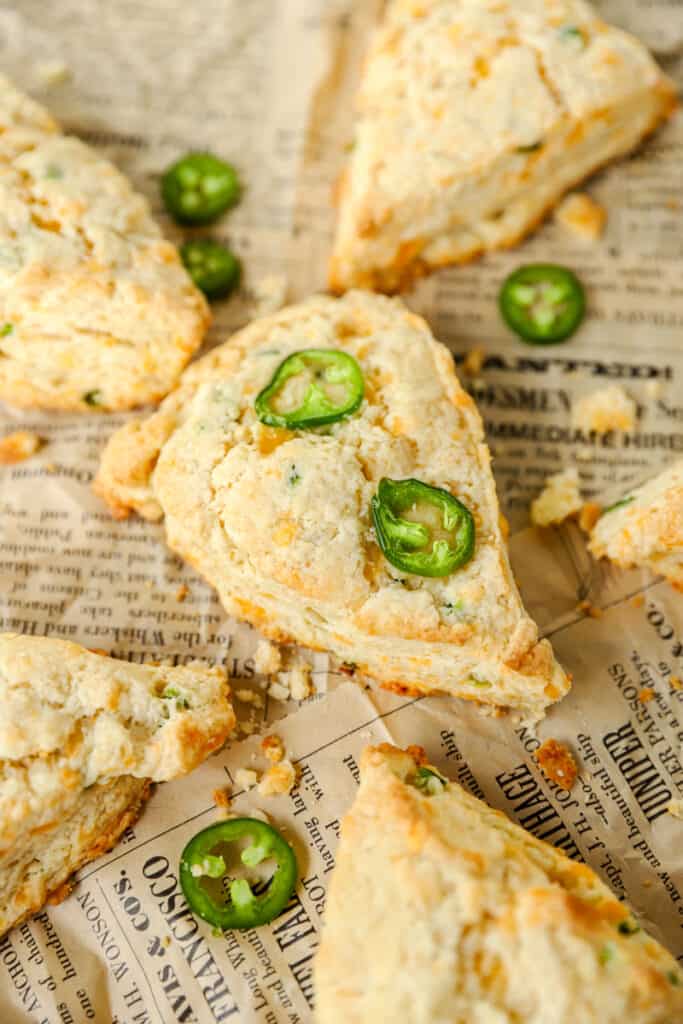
[235,768,259,790]
[639,688,655,704]
[670,676,682,691]
[531,468,582,527]
[261,734,285,763]
[253,638,282,675]
[0,430,43,464]
[572,385,636,435]
[289,663,313,701]
[267,682,290,702]
[235,688,265,708]
[406,744,427,765]
[645,380,663,400]
[579,502,602,533]
[461,347,485,377]
[667,798,683,819]
[578,600,603,619]
[554,192,606,242]
[534,739,577,792]
[631,594,645,609]
[258,759,297,796]
[175,584,189,603]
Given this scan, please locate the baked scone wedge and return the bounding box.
[0,634,234,936]
[315,744,683,1023]
[0,73,209,411]
[95,291,569,718]
[329,0,677,293]
[589,460,683,588]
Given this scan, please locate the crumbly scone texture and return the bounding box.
[0,633,234,935]
[314,744,683,1024]
[0,73,209,411]
[95,290,569,718]
[589,460,683,588]
[329,0,677,293]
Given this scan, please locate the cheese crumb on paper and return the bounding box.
[667,799,683,820]
[530,468,582,527]
[572,385,636,435]
[0,430,43,464]
[258,759,297,796]
[261,734,285,763]
[534,739,578,792]
[554,192,606,241]
[461,347,485,377]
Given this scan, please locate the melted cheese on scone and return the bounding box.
[0,634,234,935]
[0,74,209,411]
[589,460,683,587]
[329,0,676,292]
[95,291,569,718]
[315,744,683,1023]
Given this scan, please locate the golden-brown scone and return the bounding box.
[0,73,209,411]
[315,744,683,1023]
[329,0,677,293]
[589,460,683,588]
[95,291,569,718]
[0,633,234,935]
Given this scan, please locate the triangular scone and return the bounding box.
[0,634,234,935]
[589,460,683,588]
[329,0,677,293]
[315,744,683,1023]
[0,74,209,410]
[95,291,568,718]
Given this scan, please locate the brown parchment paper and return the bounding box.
[0,1,682,1021]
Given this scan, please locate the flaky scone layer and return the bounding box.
[314,744,683,1023]
[0,633,234,935]
[329,0,677,293]
[95,291,569,719]
[589,460,683,588]
[0,73,209,411]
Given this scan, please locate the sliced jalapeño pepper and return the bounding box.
[255,349,364,429]
[180,818,297,931]
[162,153,240,225]
[180,240,241,300]
[499,264,585,344]
[371,478,475,578]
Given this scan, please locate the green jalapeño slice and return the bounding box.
[255,348,364,429]
[162,153,240,225]
[371,478,475,578]
[180,818,297,930]
[180,240,241,300]
[499,264,585,344]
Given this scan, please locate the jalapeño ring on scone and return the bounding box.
[255,348,364,429]
[372,478,475,577]
[180,818,297,930]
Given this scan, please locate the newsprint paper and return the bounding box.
[1,1,683,1021]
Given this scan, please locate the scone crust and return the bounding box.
[0,74,209,411]
[314,744,683,1023]
[329,0,677,293]
[589,460,683,587]
[95,290,569,718]
[0,633,234,935]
